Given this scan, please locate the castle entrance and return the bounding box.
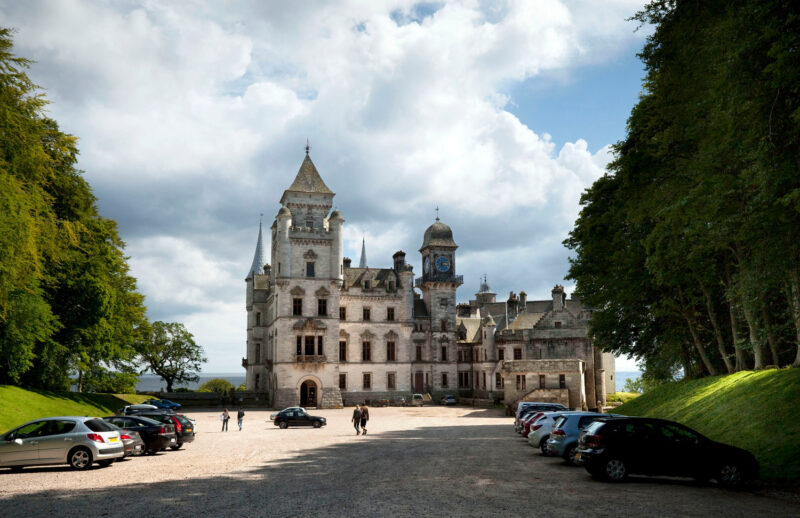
[300,380,317,407]
[414,372,424,393]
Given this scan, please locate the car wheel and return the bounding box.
[279,421,288,429]
[69,447,93,470]
[170,443,183,450]
[145,448,158,455]
[604,458,627,481]
[313,421,322,428]
[539,436,551,455]
[565,445,580,466]
[716,462,744,487]
[97,459,114,467]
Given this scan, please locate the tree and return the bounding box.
[198,378,235,394]
[136,322,206,392]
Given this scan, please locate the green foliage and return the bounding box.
[197,378,234,394]
[615,368,800,480]
[622,377,644,394]
[80,365,139,394]
[565,1,800,378]
[0,385,150,433]
[606,391,640,404]
[0,28,148,389]
[238,382,247,391]
[136,321,206,392]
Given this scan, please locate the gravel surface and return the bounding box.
[1,407,798,517]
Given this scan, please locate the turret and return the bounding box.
[276,206,291,278]
[329,209,344,280]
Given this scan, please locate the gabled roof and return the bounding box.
[343,267,397,290]
[280,155,334,204]
[507,312,546,330]
[245,221,268,280]
[456,317,482,343]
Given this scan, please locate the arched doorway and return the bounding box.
[300,380,317,407]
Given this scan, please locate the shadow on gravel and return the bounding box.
[1,424,796,517]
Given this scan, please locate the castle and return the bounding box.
[243,151,614,410]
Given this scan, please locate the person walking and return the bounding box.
[237,407,245,431]
[351,404,362,435]
[221,408,230,432]
[360,403,369,435]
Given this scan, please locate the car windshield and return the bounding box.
[133,416,162,426]
[85,418,115,432]
[583,421,606,435]
[552,416,567,429]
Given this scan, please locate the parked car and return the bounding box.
[144,399,182,410]
[105,422,145,457]
[576,417,759,486]
[117,404,159,415]
[441,395,457,406]
[135,412,195,450]
[411,394,424,406]
[391,396,407,407]
[0,416,124,470]
[103,415,177,454]
[376,399,390,407]
[273,409,326,429]
[270,407,305,421]
[520,411,548,438]
[527,411,582,453]
[514,402,567,428]
[545,412,609,465]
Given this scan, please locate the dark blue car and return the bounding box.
[144,399,182,410]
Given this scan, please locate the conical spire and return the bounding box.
[246,218,268,280]
[359,237,367,268]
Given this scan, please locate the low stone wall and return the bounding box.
[147,391,271,408]
[457,398,495,408]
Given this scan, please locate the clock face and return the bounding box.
[435,256,451,273]
[423,256,430,273]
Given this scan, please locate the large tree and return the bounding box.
[137,322,206,392]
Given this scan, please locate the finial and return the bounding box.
[305,139,310,155]
[435,206,440,222]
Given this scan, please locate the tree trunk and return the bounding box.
[786,269,800,368]
[677,287,717,376]
[760,306,780,366]
[680,342,697,378]
[698,277,734,373]
[723,266,748,371]
[77,370,83,393]
[740,294,767,369]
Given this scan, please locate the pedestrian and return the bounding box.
[237,407,245,431]
[221,408,230,432]
[360,402,369,435]
[351,404,361,435]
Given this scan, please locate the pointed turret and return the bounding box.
[280,154,334,204]
[246,220,268,280]
[359,237,367,268]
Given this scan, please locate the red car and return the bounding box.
[521,412,546,438]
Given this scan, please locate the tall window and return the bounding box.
[442,373,448,388]
[363,373,371,389]
[387,372,396,389]
[339,341,347,362]
[317,336,324,355]
[441,345,447,362]
[306,262,315,277]
[387,341,396,361]
[339,373,347,389]
[255,343,261,363]
[559,374,566,389]
[339,307,346,320]
[415,345,422,361]
[296,336,302,355]
[554,321,562,328]
[458,372,470,388]
[495,373,502,389]
[514,348,522,360]
[255,312,261,326]
[539,374,546,389]
[362,341,371,361]
[482,372,486,389]
[317,299,327,316]
[498,348,505,361]
[363,307,371,321]
[440,320,447,332]
[516,375,526,391]
[387,307,395,321]
[305,336,315,355]
[293,298,303,316]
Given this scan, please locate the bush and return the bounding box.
[197,378,234,394]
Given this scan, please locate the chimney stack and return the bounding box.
[552,285,566,311]
[343,257,352,269]
[393,250,406,272]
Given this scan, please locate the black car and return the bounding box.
[576,417,759,487]
[273,409,326,429]
[135,412,195,449]
[103,415,177,454]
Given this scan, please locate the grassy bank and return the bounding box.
[0,386,149,433]
[614,368,800,481]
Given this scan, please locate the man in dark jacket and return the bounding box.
[351,404,362,435]
[237,407,245,431]
[360,403,369,435]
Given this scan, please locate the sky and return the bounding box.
[1,0,649,373]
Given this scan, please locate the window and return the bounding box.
[317,299,327,316]
[495,373,502,389]
[559,374,566,389]
[482,372,486,389]
[387,341,396,361]
[442,373,448,387]
[362,341,371,361]
[539,374,546,389]
[293,298,303,316]
[255,312,261,326]
[339,373,347,390]
[498,348,505,361]
[363,308,371,321]
[416,345,422,361]
[340,307,346,320]
[441,345,447,362]
[388,281,395,290]
[255,343,261,364]
[306,262,315,277]
[440,297,448,306]
[296,336,302,355]
[440,320,447,332]
[458,372,470,388]
[387,307,395,321]
[305,336,315,355]
[306,218,314,228]
[554,321,562,328]
[516,375,526,391]
[514,348,522,360]
[317,336,324,355]
[387,372,396,389]
[339,341,347,362]
[363,280,371,290]
[363,373,371,389]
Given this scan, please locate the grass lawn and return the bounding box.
[0,386,150,433]
[614,368,800,481]
[607,391,640,404]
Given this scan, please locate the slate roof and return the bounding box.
[342,267,397,290]
[421,220,457,249]
[456,317,482,343]
[245,221,268,280]
[414,298,429,318]
[507,312,545,330]
[280,155,334,203]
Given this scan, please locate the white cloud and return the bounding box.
[1,0,647,371]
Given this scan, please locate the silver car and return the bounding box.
[0,416,125,470]
[527,411,585,453]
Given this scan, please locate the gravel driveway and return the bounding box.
[1,407,797,517]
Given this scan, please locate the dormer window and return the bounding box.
[554,321,562,328]
[363,280,371,290]
[306,218,314,228]
[388,281,395,291]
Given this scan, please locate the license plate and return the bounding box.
[170,437,176,443]
[109,437,118,443]
[186,428,193,433]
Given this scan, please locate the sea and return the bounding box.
[136,373,245,393]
